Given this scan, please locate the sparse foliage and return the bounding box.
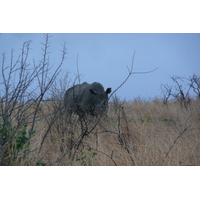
[161,75,200,108]
[0,34,67,165]
[190,74,200,98]
[171,76,191,108]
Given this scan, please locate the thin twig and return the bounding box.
[109,52,159,99]
[165,125,191,158]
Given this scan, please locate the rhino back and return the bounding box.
[64,82,90,111]
[64,82,109,116]
[89,82,104,91]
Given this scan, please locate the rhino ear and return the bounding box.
[106,88,111,94]
[89,89,97,95]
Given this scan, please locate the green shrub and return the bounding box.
[0,121,36,165]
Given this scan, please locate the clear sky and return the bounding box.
[1,33,200,100]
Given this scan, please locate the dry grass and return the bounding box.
[17,98,200,166]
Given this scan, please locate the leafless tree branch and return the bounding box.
[109,51,159,99]
[0,34,67,165]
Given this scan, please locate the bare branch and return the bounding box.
[0,34,67,165]
[109,52,159,99]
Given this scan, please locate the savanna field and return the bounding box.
[4,98,199,166]
[0,35,199,166]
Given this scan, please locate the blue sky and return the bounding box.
[1,33,200,100]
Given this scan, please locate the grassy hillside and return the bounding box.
[17,98,199,166]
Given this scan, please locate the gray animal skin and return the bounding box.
[64,82,111,117]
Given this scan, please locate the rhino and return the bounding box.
[64,82,111,118]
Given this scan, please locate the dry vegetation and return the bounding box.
[1,34,199,166]
[17,98,199,166]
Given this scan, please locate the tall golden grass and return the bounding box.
[23,98,200,166]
